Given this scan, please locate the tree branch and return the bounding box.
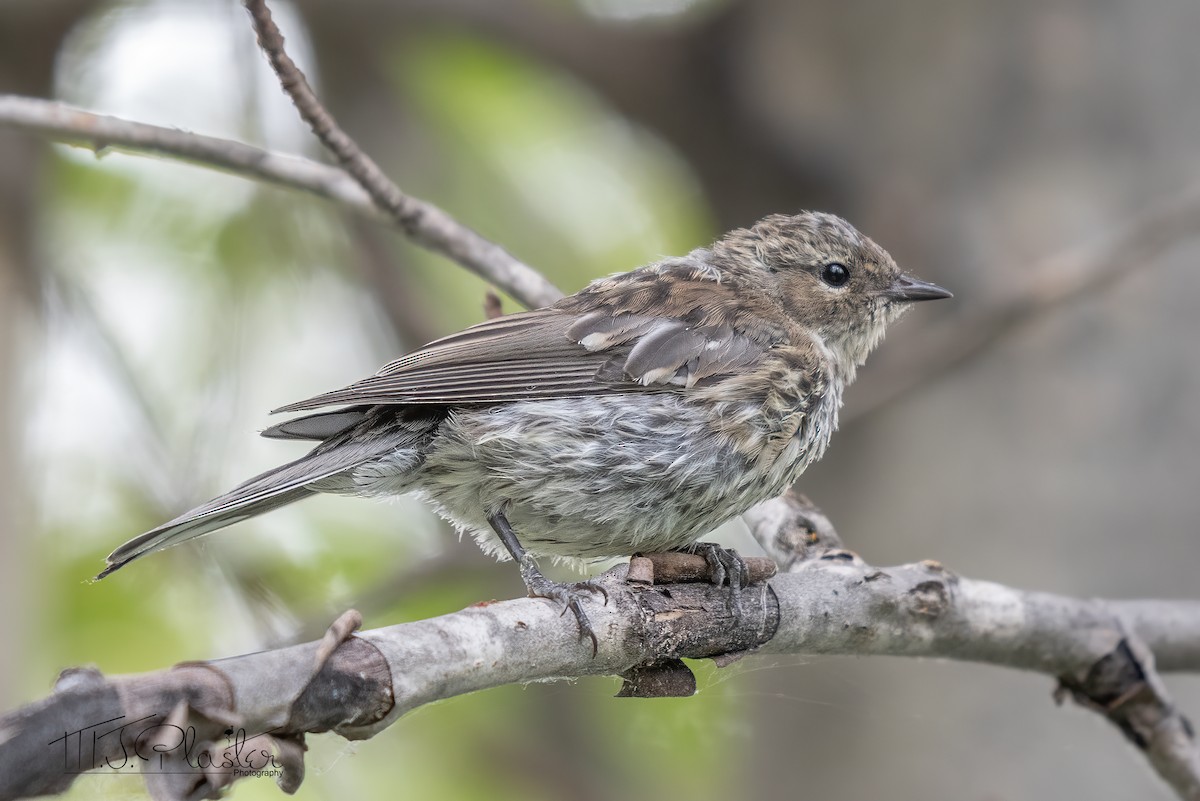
[2,492,1197,801]
[2,16,1198,792]
[0,93,563,310]
[241,0,562,311]
[7,86,1198,420]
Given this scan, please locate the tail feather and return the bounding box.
[97,411,437,579]
[96,484,315,579]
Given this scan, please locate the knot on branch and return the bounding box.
[0,610,393,801]
[744,490,844,569]
[1056,637,1194,752]
[136,696,306,801]
[612,556,783,697]
[898,562,959,621]
[626,574,780,658]
[904,580,951,620]
[53,666,107,693]
[616,658,697,698]
[141,612,388,797]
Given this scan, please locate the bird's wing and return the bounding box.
[271,307,768,413]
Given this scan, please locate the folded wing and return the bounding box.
[272,307,769,413]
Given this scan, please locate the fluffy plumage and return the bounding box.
[98,211,950,579]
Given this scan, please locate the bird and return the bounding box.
[97,211,950,648]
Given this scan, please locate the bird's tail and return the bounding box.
[96,481,316,580]
[97,410,437,579]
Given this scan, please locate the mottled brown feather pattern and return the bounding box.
[274,254,789,412]
[101,211,950,578]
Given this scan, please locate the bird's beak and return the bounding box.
[884,273,953,302]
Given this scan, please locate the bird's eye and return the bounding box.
[820,263,850,287]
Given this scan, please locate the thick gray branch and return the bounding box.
[747,492,1200,801]
[2,497,1198,801]
[760,563,1200,798]
[0,94,563,310]
[744,493,1200,672]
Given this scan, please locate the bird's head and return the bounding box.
[713,211,951,375]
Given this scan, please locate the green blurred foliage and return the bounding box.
[393,31,714,330]
[29,6,743,801]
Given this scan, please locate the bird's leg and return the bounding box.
[487,511,608,655]
[681,542,747,619]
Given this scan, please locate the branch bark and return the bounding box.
[1,492,1197,801]
[1,17,1198,795]
[0,93,563,310]
[241,0,563,311]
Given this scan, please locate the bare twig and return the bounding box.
[0,95,371,207]
[0,94,563,310]
[241,0,562,310]
[3,40,1199,796]
[6,88,1198,405]
[2,493,1198,800]
[484,290,504,320]
[849,186,1200,420]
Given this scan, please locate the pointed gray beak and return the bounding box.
[885,273,953,302]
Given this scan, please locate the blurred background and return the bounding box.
[2,0,1200,799]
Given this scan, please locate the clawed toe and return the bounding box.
[525,575,604,655]
[685,542,748,619]
[486,511,606,655]
[578,578,609,605]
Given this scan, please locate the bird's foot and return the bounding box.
[681,542,747,619]
[487,509,608,655]
[518,557,608,655]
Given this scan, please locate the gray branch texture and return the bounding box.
[1,492,1198,801]
[2,5,1200,796]
[4,93,1200,801]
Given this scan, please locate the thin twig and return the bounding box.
[0,93,563,310]
[241,0,562,310]
[6,89,1199,404]
[484,290,504,320]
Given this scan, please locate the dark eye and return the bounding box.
[820,263,850,287]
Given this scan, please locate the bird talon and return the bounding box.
[683,542,748,621]
[524,576,603,653]
[488,512,603,655]
[580,580,610,605]
[687,542,746,587]
[559,594,599,656]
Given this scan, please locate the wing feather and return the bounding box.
[624,321,707,385]
[273,303,773,413]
